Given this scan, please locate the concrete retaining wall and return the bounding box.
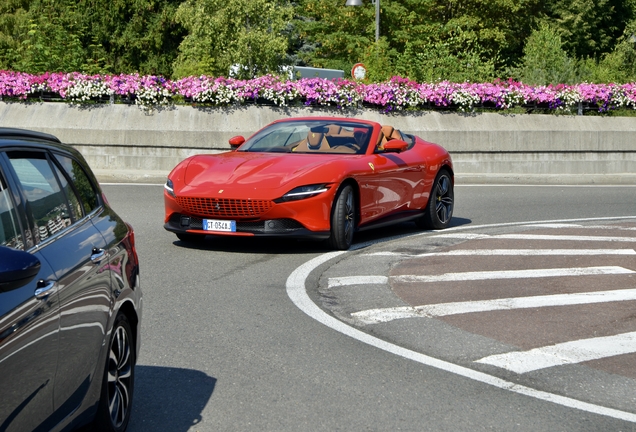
[0,102,634,184]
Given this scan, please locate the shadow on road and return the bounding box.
[128,366,216,432]
[169,217,474,254]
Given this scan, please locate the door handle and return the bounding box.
[34,280,57,300]
[90,248,108,264]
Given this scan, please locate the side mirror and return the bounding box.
[228,136,246,150]
[0,246,41,292]
[383,140,408,153]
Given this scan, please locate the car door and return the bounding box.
[3,150,112,423]
[0,162,60,432]
[358,149,425,222]
[47,152,114,416]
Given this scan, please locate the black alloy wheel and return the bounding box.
[94,313,135,432]
[329,184,356,250]
[416,169,454,230]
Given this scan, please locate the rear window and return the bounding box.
[54,154,99,214]
[7,152,73,245]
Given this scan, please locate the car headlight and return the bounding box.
[275,184,329,203]
[164,178,176,198]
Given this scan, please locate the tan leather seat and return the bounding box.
[326,125,342,136]
[390,128,403,140]
[294,131,331,152]
[376,125,394,151]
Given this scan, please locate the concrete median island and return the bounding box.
[0,102,634,184]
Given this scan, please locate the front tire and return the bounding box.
[416,169,454,230]
[94,313,135,432]
[328,184,356,250]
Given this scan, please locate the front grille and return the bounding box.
[176,196,274,218]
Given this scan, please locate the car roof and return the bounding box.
[0,127,89,162]
[0,127,61,144]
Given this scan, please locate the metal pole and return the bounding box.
[375,0,380,42]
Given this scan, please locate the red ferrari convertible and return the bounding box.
[164,117,453,250]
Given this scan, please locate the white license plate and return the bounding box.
[203,219,236,232]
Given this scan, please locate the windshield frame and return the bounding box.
[238,120,375,155]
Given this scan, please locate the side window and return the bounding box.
[0,170,23,250]
[7,152,73,245]
[54,154,99,214]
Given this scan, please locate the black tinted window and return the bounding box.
[0,171,23,250]
[54,154,99,214]
[7,152,72,245]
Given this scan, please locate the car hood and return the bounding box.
[182,152,346,190]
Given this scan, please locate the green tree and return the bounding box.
[578,19,636,83]
[511,23,578,85]
[78,0,186,76]
[395,30,496,82]
[294,0,546,80]
[0,0,30,69]
[545,0,636,59]
[172,0,293,78]
[2,0,93,73]
[398,0,546,72]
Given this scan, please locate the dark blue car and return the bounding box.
[0,128,142,432]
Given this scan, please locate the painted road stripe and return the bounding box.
[286,246,636,423]
[434,233,636,242]
[367,249,636,257]
[327,275,388,288]
[476,332,636,374]
[393,266,634,283]
[525,223,636,231]
[351,288,636,324]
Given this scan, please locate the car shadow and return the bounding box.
[127,366,216,432]
[170,217,473,254]
[172,236,329,254]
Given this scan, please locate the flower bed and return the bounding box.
[1,70,635,114]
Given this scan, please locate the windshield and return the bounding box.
[238,120,373,155]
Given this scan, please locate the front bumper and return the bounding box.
[164,213,330,239]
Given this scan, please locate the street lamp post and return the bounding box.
[345,0,380,43]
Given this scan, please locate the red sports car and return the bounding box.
[164,117,453,250]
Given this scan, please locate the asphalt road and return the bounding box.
[102,183,636,431]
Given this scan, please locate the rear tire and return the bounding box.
[94,313,135,432]
[416,169,453,230]
[328,184,356,250]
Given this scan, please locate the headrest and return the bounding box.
[381,125,395,138]
[326,125,342,136]
[391,129,402,140]
[307,132,325,148]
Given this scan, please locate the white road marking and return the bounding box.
[435,233,636,242]
[367,249,636,257]
[393,266,634,283]
[351,288,636,324]
[286,249,636,423]
[476,332,636,374]
[525,223,636,231]
[327,275,388,289]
